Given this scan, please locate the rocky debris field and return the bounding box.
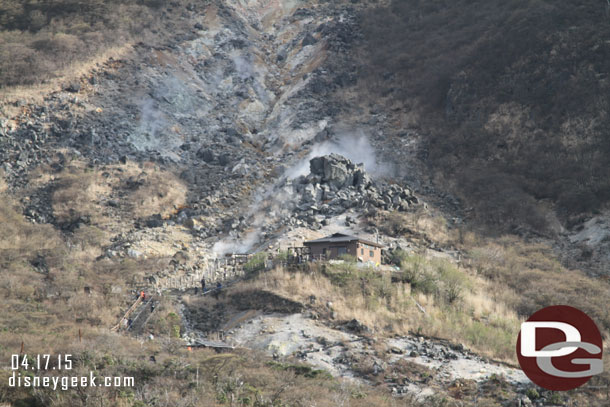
[0,0,382,262]
[4,1,608,406]
[209,152,422,256]
[194,303,529,401]
[0,0,435,276]
[290,154,419,226]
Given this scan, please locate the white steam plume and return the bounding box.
[212,181,296,256]
[212,131,391,256]
[285,130,392,179]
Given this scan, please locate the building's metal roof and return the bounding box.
[304,233,384,248]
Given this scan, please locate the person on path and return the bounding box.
[214,281,222,299]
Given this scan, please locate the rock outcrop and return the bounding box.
[285,154,418,230]
[298,154,417,210]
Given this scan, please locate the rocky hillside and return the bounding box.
[1,1,610,406]
[356,0,610,274]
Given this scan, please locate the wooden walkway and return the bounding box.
[110,296,143,332]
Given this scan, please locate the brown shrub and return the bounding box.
[0,0,192,88]
[359,0,610,226]
[468,236,610,334]
[126,168,187,218]
[51,165,111,226]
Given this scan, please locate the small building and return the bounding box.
[304,233,383,264]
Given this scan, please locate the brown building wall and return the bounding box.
[356,242,382,264]
[307,242,357,259]
[306,241,382,264]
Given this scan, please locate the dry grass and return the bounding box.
[466,235,610,335]
[246,262,520,361]
[0,0,192,92]
[0,320,421,407]
[42,159,187,232]
[0,43,133,107]
[0,170,169,333]
[0,191,62,266]
[374,208,458,246]
[375,204,610,343]
[0,185,239,407]
[126,165,187,219]
[9,159,189,335]
[51,163,113,226]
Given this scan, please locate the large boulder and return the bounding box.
[294,154,419,221]
[353,167,371,187]
[197,148,216,163]
[310,153,355,189]
[309,155,326,176]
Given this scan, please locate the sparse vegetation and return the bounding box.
[360,0,610,228]
[0,0,192,89]
[268,361,333,380]
[1,342,409,407]
[467,235,610,332]
[245,260,520,361]
[48,159,187,229]
[1,185,419,407]
[376,209,457,246]
[243,252,267,276]
[375,207,610,342]
[126,165,188,219]
[51,165,112,228]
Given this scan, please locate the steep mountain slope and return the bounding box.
[1,1,610,406]
[356,0,610,273]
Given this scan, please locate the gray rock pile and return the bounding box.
[285,154,418,229]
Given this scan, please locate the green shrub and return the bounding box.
[244,252,267,275]
[399,255,438,296]
[398,255,469,305]
[388,248,410,266]
[274,250,291,263]
[525,388,540,400]
[269,362,333,380]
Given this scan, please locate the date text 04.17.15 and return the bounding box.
[11,354,73,371]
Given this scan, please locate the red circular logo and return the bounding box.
[516,305,603,391]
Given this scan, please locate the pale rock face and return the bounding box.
[310,154,356,189]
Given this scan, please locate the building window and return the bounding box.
[322,248,327,255]
[338,247,347,255]
[369,250,374,257]
[361,248,364,255]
